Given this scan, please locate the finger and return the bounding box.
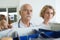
[1,26,5,30]
[4,26,8,29]
[8,24,12,28]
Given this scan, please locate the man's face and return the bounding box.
[20,5,32,20]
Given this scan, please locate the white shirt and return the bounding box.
[10,20,36,36]
[37,22,52,30]
[11,20,35,28]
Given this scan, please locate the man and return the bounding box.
[12,4,35,28]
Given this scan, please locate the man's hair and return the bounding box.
[19,4,32,15]
[20,4,32,10]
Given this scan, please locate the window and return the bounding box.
[8,8,17,24]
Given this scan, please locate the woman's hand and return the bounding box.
[0,20,12,31]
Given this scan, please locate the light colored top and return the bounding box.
[11,20,35,28]
[36,22,52,30]
[38,23,60,31]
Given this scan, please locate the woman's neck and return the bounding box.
[43,20,49,25]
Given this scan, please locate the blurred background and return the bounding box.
[0,0,60,25]
[0,0,60,37]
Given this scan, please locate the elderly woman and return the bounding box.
[39,5,55,30]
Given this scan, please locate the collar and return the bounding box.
[19,20,33,28]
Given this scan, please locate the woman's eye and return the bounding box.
[51,13,53,14]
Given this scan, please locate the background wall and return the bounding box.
[0,0,19,8]
[0,0,20,22]
[55,0,60,23]
[0,0,60,24]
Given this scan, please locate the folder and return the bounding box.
[39,29,60,38]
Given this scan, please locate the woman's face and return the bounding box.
[43,8,54,21]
